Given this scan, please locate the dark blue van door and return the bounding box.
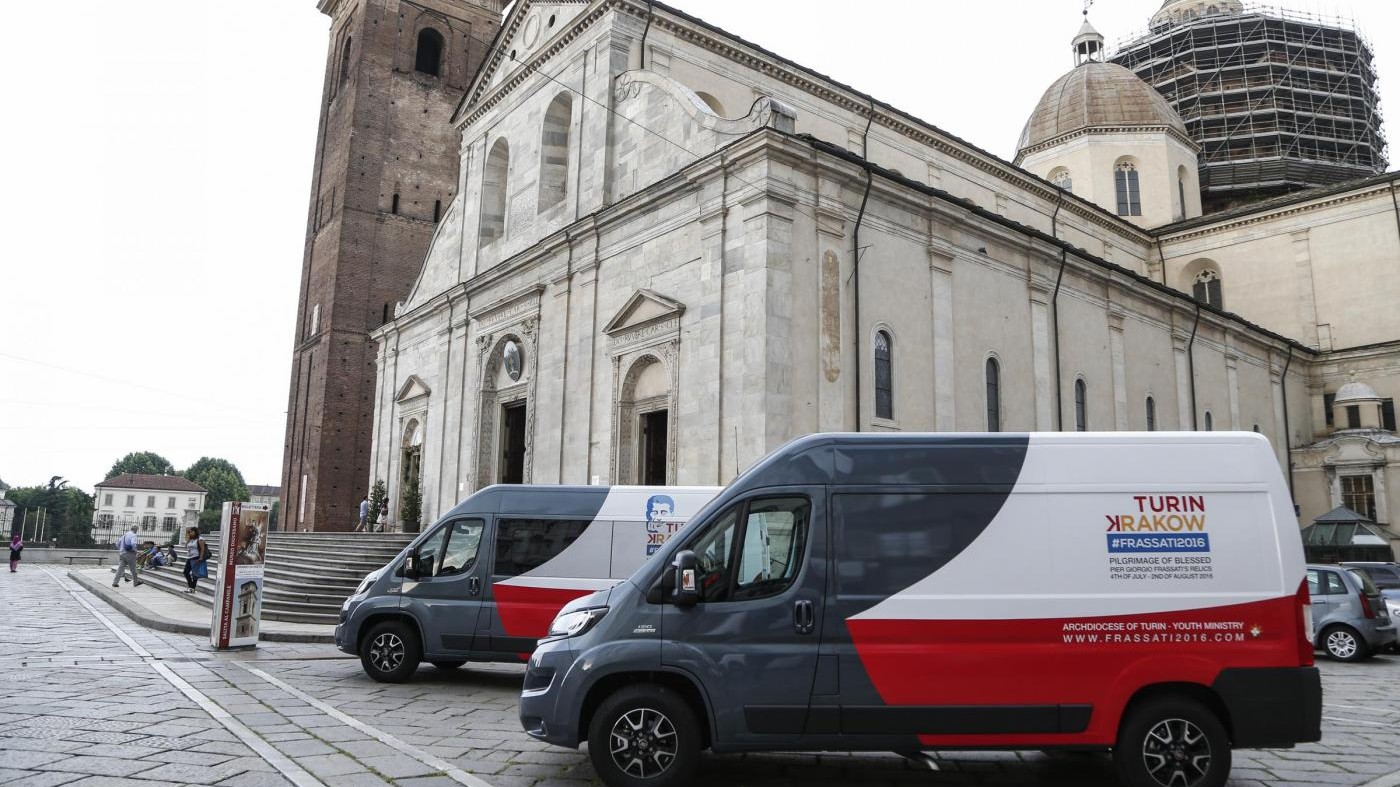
[661,491,825,746]
[399,517,487,656]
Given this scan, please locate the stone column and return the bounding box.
[1271,366,1288,467]
[1308,383,1328,439]
[1108,308,1128,430]
[1291,228,1322,349]
[1225,353,1241,430]
[815,173,847,435]
[1173,331,1192,430]
[929,243,957,432]
[1029,277,1054,430]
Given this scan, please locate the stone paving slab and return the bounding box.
[8,566,1400,786]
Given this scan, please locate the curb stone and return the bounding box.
[67,569,337,644]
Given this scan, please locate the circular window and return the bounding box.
[548,14,556,28]
[503,340,523,382]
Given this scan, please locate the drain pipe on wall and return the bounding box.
[1280,344,1295,502]
[851,101,876,432]
[639,0,654,69]
[1156,238,1169,286]
[1050,191,1068,431]
[1187,303,1202,431]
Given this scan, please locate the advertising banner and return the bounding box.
[210,501,268,648]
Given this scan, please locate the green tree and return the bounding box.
[400,480,422,532]
[189,466,249,513]
[368,479,387,527]
[269,500,280,530]
[107,451,176,479]
[9,476,95,547]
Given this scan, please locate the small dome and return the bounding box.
[1336,381,1381,402]
[1017,62,1188,154]
[1151,0,1244,29]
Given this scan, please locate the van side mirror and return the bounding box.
[405,549,422,580]
[673,550,699,607]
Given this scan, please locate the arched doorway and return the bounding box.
[400,419,423,532]
[615,354,676,485]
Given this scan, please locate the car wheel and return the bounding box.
[1114,696,1230,787]
[430,660,465,670]
[587,684,701,787]
[1321,625,1370,662]
[359,620,421,683]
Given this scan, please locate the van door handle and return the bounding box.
[794,600,815,635]
[469,576,481,596]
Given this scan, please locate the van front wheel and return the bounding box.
[1114,696,1230,787]
[587,684,700,787]
[359,620,421,683]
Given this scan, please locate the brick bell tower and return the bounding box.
[282,0,504,532]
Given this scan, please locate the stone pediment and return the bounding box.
[395,375,431,403]
[604,290,685,336]
[1323,435,1386,466]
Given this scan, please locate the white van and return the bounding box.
[522,433,1321,787]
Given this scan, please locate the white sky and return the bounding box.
[2,0,1397,493]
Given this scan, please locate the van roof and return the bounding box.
[442,484,721,518]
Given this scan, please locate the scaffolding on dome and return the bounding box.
[1111,3,1387,212]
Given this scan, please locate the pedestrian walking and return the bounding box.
[182,527,209,593]
[8,533,21,572]
[378,499,388,532]
[112,525,144,587]
[356,496,369,532]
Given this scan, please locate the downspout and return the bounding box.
[639,0,654,70]
[1187,303,1202,430]
[1280,344,1295,502]
[851,102,876,431]
[1050,190,1067,431]
[1156,238,1169,286]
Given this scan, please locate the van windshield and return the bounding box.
[1347,568,1381,596]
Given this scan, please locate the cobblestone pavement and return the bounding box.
[4,566,1400,787]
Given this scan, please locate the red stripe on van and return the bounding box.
[846,595,1299,746]
[492,582,598,639]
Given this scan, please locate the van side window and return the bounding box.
[438,519,484,576]
[684,497,811,603]
[833,493,991,598]
[408,524,450,578]
[493,518,591,576]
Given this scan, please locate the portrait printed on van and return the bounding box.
[645,494,679,555]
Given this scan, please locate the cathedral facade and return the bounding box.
[352,0,1400,551]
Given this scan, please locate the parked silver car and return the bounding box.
[1307,564,1397,661]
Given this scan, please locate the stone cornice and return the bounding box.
[1158,181,1399,243]
[1014,124,1200,163]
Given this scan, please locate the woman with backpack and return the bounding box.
[183,527,209,593]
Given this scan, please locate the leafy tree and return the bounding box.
[107,451,176,479]
[189,466,249,513]
[269,501,280,530]
[368,479,387,527]
[400,480,422,532]
[8,476,95,547]
[183,457,246,488]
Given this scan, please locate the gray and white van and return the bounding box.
[520,432,1321,787]
[334,484,719,681]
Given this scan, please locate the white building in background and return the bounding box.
[248,485,280,509]
[364,0,1400,554]
[91,474,207,544]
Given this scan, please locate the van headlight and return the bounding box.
[355,570,380,596]
[547,607,608,639]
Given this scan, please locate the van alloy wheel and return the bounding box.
[369,632,405,672]
[609,707,678,779]
[1141,718,1211,787]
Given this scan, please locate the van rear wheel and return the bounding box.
[359,620,421,683]
[1114,696,1230,787]
[587,684,700,787]
[1321,625,1370,662]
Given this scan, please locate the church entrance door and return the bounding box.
[500,402,527,484]
[639,409,668,485]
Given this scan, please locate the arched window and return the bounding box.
[1203,411,1214,431]
[1192,269,1223,309]
[479,138,509,246]
[985,357,1001,432]
[1050,168,1073,193]
[338,37,353,94]
[874,331,893,420]
[1074,378,1088,432]
[415,28,445,77]
[695,91,725,116]
[1115,160,1142,216]
[538,93,573,211]
[1145,396,1157,431]
[1177,165,1189,220]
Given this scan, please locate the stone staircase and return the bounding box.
[134,532,415,625]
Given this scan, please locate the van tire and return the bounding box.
[1320,625,1370,662]
[1114,696,1230,787]
[360,620,421,683]
[587,684,700,787]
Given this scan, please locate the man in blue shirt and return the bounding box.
[113,525,144,588]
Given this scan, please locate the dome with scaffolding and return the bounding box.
[1151,0,1244,30]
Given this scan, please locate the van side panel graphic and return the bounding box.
[492,487,720,640]
[841,435,1302,745]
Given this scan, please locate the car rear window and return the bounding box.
[1346,568,1381,596]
